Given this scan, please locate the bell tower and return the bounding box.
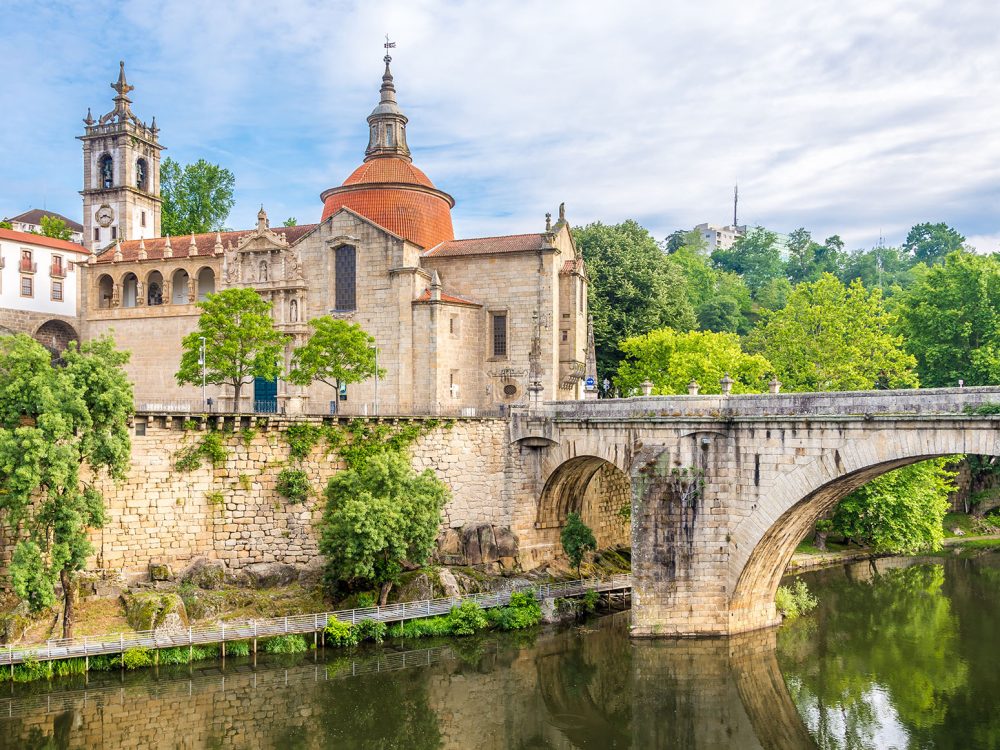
[79,61,163,251]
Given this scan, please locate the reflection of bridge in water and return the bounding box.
[0,612,818,749]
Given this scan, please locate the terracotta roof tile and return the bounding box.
[561,258,585,274]
[414,288,481,306]
[321,188,454,250]
[423,233,546,258]
[0,228,89,254]
[5,209,83,232]
[342,157,436,189]
[94,225,317,264]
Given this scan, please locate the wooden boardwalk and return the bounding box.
[0,574,632,668]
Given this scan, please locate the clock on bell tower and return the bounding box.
[79,61,164,252]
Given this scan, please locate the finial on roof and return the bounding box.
[188,232,198,257]
[430,269,441,301]
[113,239,123,262]
[558,202,566,224]
[137,236,147,260]
[545,213,551,232]
[83,107,94,126]
[257,205,268,231]
[214,231,223,256]
[163,234,172,258]
[150,116,158,134]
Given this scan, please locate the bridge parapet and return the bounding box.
[532,386,1000,421]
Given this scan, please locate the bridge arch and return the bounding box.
[727,422,1000,632]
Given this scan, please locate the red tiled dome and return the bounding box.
[321,157,455,249]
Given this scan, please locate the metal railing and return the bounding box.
[0,574,631,667]
[134,398,508,419]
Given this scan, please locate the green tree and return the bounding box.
[288,317,384,391]
[711,226,784,297]
[903,222,966,266]
[833,459,957,554]
[38,215,72,241]
[561,512,597,577]
[839,245,915,293]
[320,451,448,604]
[160,157,236,236]
[176,288,286,408]
[616,328,773,395]
[895,250,1000,387]
[282,217,297,227]
[574,220,697,380]
[0,334,132,637]
[696,297,743,333]
[0,220,11,230]
[785,227,821,284]
[748,274,917,391]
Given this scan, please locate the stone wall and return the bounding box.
[581,462,631,549]
[85,415,511,577]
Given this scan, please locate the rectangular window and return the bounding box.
[334,245,357,311]
[94,227,100,241]
[135,421,147,437]
[385,127,394,147]
[561,329,568,343]
[20,276,32,297]
[51,280,63,301]
[111,226,117,240]
[492,313,507,358]
[51,255,63,276]
[141,211,146,227]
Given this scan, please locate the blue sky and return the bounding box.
[2,0,999,251]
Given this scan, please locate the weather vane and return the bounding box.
[384,34,396,62]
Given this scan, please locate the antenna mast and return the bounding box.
[733,182,738,227]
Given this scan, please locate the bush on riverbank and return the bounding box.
[775,580,818,620]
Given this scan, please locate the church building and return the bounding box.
[78,56,590,414]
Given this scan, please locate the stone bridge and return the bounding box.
[512,387,1000,637]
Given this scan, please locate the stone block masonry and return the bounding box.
[86,414,512,577]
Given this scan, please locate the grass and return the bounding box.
[943,512,978,538]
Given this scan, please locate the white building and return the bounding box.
[3,209,84,245]
[0,227,87,351]
[694,222,747,252]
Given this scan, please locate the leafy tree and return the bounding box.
[160,157,236,236]
[832,459,957,554]
[747,274,917,391]
[282,217,298,227]
[895,250,1000,387]
[839,244,915,293]
[320,451,448,604]
[696,297,743,333]
[574,220,696,380]
[785,227,821,284]
[0,334,132,637]
[288,317,384,390]
[754,276,792,311]
[176,288,286,408]
[0,220,11,229]
[903,222,965,266]
[663,229,688,254]
[711,226,784,297]
[616,328,773,395]
[38,215,72,241]
[561,512,597,576]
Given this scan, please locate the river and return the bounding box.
[0,554,996,749]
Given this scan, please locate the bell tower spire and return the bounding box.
[364,38,411,163]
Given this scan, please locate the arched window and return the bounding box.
[384,125,394,147]
[197,268,216,300]
[171,269,190,304]
[136,158,148,191]
[97,274,114,309]
[334,245,356,311]
[147,271,163,306]
[259,260,268,283]
[99,154,113,189]
[122,273,138,308]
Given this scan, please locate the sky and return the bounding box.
[2,0,999,251]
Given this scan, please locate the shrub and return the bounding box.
[489,590,542,631]
[388,615,453,639]
[175,431,229,471]
[225,640,251,657]
[276,468,311,504]
[119,646,153,670]
[581,589,600,613]
[325,618,359,647]
[448,600,488,636]
[263,634,308,654]
[355,618,387,644]
[775,579,818,620]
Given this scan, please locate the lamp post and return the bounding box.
[198,336,207,411]
[371,344,379,416]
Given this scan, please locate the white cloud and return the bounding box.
[1,0,999,249]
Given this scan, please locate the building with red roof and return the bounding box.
[77,56,591,414]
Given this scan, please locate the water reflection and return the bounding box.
[6,556,999,749]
